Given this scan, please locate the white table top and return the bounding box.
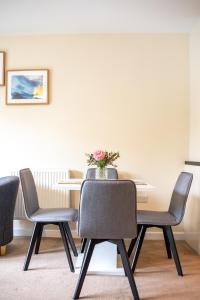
[56,178,154,192]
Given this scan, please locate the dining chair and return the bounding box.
[0,176,19,256]
[80,167,119,253]
[20,168,78,272]
[128,172,193,276]
[73,179,140,300]
[85,167,118,179]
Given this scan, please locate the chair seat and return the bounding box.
[30,208,78,222]
[137,210,178,226]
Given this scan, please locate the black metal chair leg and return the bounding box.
[80,238,87,253]
[131,225,147,273]
[128,238,137,258]
[73,239,95,299]
[117,239,140,300]
[128,224,142,258]
[165,226,183,276]
[24,222,40,271]
[59,222,75,272]
[163,226,172,259]
[63,222,78,257]
[35,223,43,254]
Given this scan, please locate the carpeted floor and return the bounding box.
[0,238,200,300]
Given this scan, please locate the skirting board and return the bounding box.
[13,228,185,240]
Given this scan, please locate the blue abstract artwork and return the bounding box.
[11,75,43,100]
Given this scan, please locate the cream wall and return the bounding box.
[189,21,200,160]
[0,34,189,224]
[183,21,200,252]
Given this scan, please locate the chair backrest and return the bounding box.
[86,168,118,179]
[168,172,193,224]
[0,176,19,245]
[19,168,39,219]
[79,180,137,239]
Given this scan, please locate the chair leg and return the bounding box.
[127,238,137,258]
[128,224,142,258]
[35,223,43,254]
[162,226,172,259]
[23,222,40,271]
[0,245,6,256]
[59,222,75,272]
[165,226,183,276]
[131,225,147,273]
[73,239,95,299]
[63,222,78,257]
[117,240,140,300]
[80,238,87,253]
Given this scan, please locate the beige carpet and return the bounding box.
[0,238,200,300]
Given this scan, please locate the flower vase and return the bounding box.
[95,167,108,179]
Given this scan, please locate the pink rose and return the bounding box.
[93,150,106,161]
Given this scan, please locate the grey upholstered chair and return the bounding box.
[73,179,140,300]
[20,168,78,272]
[86,167,118,179]
[128,172,193,276]
[80,167,119,253]
[0,176,19,255]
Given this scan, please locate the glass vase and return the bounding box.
[95,167,108,179]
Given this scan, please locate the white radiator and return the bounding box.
[11,169,70,220]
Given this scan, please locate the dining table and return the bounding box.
[56,178,155,276]
[57,178,154,190]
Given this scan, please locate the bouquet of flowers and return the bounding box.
[86,150,120,169]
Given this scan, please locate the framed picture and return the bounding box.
[6,69,49,105]
[0,51,5,86]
